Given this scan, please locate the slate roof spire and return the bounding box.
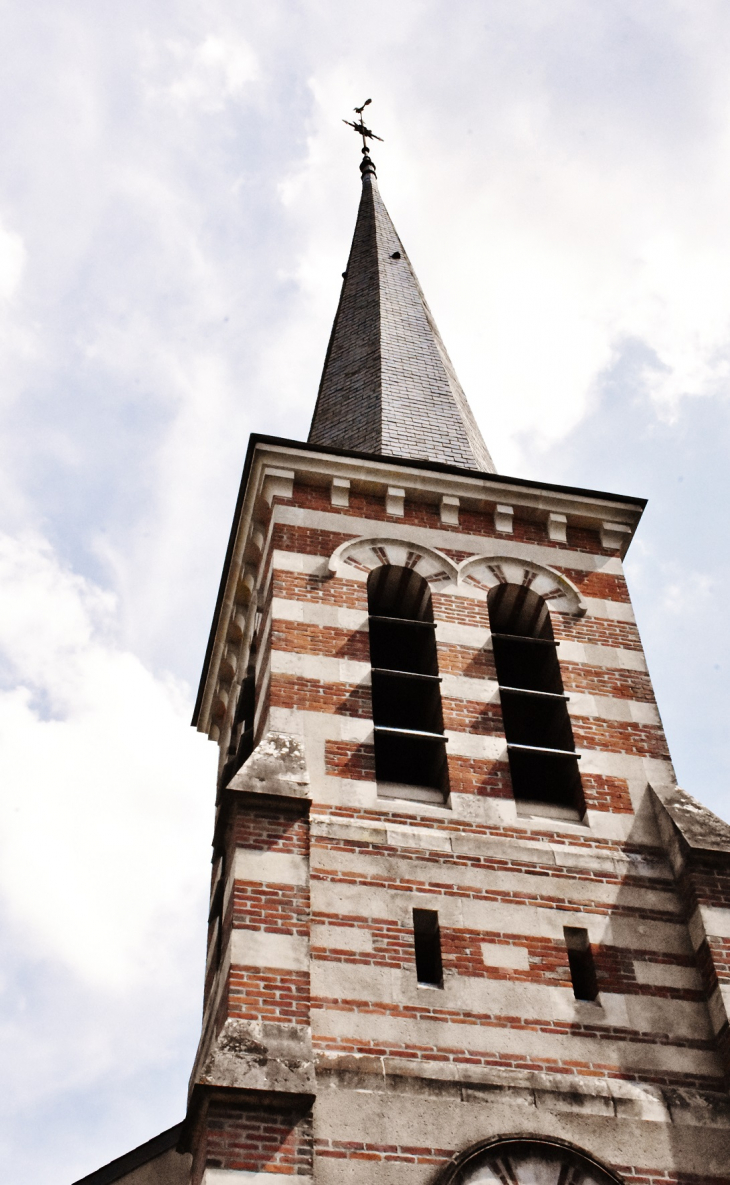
[307,147,496,473]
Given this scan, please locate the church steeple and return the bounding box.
[307,147,496,473]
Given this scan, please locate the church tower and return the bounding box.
[77,135,730,1185]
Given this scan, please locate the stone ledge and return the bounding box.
[650,783,730,860]
[195,1019,316,1095]
[227,732,311,801]
[314,1053,730,1126]
[203,1172,312,1185]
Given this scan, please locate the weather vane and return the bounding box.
[343,98,383,153]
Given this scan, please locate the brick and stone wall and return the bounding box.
[184,448,730,1185]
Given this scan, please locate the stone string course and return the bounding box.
[309,1031,720,1092]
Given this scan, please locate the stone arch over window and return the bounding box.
[328,536,457,590]
[457,554,586,617]
[438,1135,624,1185]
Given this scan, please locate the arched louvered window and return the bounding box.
[367,565,449,803]
[488,582,584,818]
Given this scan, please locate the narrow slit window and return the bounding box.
[220,660,257,789]
[413,909,443,987]
[564,927,598,1001]
[487,582,584,816]
[368,565,449,801]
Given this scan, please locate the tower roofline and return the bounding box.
[192,431,647,728]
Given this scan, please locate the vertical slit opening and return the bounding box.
[564,926,598,1001]
[413,908,443,987]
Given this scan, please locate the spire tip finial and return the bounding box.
[343,98,383,176]
[360,146,377,178]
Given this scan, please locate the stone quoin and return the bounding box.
[75,140,730,1185]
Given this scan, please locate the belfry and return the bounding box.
[78,130,730,1185]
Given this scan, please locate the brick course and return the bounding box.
[561,662,656,702]
[311,924,701,1001]
[270,672,372,718]
[192,1098,312,1183]
[325,739,376,780]
[272,619,370,662]
[228,968,310,1025]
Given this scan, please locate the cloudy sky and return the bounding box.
[2,1,730,1180]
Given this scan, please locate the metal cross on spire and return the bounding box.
[343,98,384,154]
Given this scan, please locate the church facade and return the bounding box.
[76,146,730,1185]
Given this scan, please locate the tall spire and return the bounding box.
[308,144,496,473]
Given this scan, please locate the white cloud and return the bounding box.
[0,218,24,302]
[150,33,259,112]
[0,532,214,987]
[0,529,215,1176]
[658,571,715,616]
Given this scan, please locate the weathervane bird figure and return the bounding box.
[343,98,383,152]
